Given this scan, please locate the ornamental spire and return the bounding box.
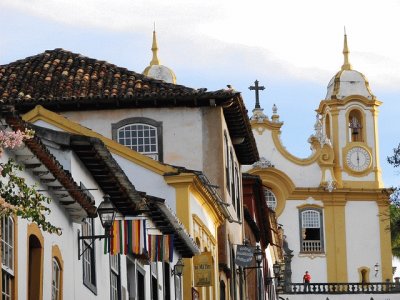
[341,27,352,71]
[150,23,160,66]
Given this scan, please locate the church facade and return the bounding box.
[244,34,392,285]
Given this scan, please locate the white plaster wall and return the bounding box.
[249,128,322,187]
[190,193,217,238]
[112,154,177,211]
[64,108,205,171]
[278,199,327,283]
[345,201,382,282]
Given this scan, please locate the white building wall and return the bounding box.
[64,108,205,171]
[249,128,322,187]
[278,199,327,283]
[345,201,382,282]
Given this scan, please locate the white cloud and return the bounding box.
[2,0,399,90]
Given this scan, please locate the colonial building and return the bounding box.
[244,33,392,292]
[0,29,259,299]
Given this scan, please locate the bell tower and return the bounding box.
[316,32,383,188]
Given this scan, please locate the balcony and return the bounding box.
[282,282,400,294]
[301,240,322,253]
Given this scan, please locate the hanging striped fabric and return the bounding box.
[148,234,174,262]
[104,219,147,255]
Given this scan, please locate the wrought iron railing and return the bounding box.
[282,282,400,294]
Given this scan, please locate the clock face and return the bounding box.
[346,146,371,172]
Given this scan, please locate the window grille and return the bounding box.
[264,188,277,211]
[52,259,61,300]
[117,124,158,160]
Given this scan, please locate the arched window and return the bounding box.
[52,245,63,300]
[299,208,324,253]
[112,117,163,161]
[263,188,277,211]
[1,216,14,300]
[52,259,61,300]
[348,110,363,142]
[27,223,44,300]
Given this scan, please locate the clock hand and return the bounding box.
[356,150,360,166]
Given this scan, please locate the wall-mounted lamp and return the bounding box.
[374,263,379,277]
[254,245,263,267]
[172,258,184,277]
[78,194,116,259]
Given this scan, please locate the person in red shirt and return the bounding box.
[303,271,311,292]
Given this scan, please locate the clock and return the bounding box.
[345,146,371,172]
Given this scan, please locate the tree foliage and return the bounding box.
[388,144,400,258]
[0,129,61,234]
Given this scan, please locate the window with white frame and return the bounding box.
[2,216,14,300]
[263,188,277,211]
[82,218,97,293]
[52,258,61,300]
[112,117,163,161]
[300,208,324,253]
[110,254,121,300]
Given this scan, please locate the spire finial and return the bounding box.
[341,27,352,70]
[150,24,160,66]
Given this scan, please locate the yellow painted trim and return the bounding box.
[190,178,225,227]
[323,195,348,282]
[22,105,177,175]
[164,174,193,300]
[52,245,64,300]
[316,96,382,115]
[27,223,44,300]
[296,203,323,210]
[358,266,370,283]
[371,107,384,187]
[272,130,320,165]
[247,167,295,216]
[342,143,373,176]
[377,202,392,281]
[251,119,320,165]
[193,214,217,245]
[342,181,380,189]
[192,215,219,300]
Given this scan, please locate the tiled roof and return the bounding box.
[0,48,231,107]
[5,113,98,220]
[0,49,259,164]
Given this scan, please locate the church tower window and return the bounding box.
[263,188,277,211]
[299,208,324,253]
[348,110,363,142]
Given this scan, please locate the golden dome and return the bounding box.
[325,32,374,100]
[142,30,176,84]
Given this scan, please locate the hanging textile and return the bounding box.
[104,219,147,255]
[148,234,174,262]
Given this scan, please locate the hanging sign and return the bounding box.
[193,252,214,287]
[235,245,254,267]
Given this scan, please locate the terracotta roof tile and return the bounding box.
[0,49,259,164]
[0,48,212,104]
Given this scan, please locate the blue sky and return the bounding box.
[1,0,400,187]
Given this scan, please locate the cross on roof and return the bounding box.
[249,80,265,109]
